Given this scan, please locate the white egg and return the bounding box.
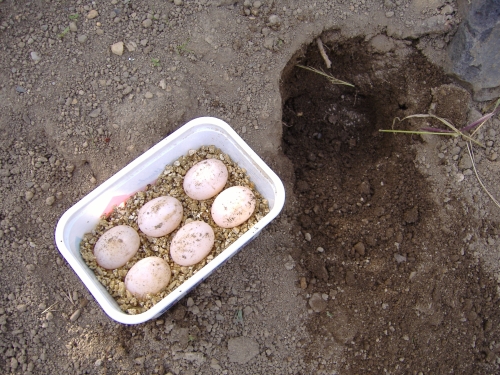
[137,196,183,237]
[124,257,171,299]
[211,186,256,228]
[94,225,140,269]
[183,159,228,200]
[170,221,215,266]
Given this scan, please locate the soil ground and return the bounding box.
[1,0,500,374]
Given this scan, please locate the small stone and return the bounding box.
[228,337,259,364]
[125,41,137,52]
[16,304,27,312]
[299,277,307,289]
[45,196,55,206]
[304,233,311,241]
[94,359,102,367]
[41,182,50,191]
[70,309,81,322]
[159,79,167,89]
[142,19,153,28]
[69,22,77,32]
[89,108,101,118]
[268,15,281,27]
[90,176,97,184]
[10,357,18,370]
[394,253,407,263]
[25,191,34,201]
[403,206,419,224]
[77,34,88,43]
[353,242,365,256]
[385,11,394,18]
[145,92,153,99]
[87,10,99,19]
[441,5,454,15]
[111,41,124,56]
[30,51,41,61]
[186,297,194,307]
[242,126,247,134]
[309,293,327,312]
[174,0,183,5]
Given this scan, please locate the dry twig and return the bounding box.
[316,37,331,69]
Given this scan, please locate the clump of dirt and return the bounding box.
[281,36,500,373]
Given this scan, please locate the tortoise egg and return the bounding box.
[170,221,215,266]
[137,196,183,237]
[124,257,171,299]
[94,225,140,269]
[211,186,256,228]
[183,159,228,200]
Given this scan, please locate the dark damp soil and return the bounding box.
[281,38,500,374]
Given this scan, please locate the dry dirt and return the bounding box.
[1,0,500,374]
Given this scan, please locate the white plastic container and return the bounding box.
[55,117,285,325]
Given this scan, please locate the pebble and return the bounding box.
[77,34,88,43]
[145,92,153,99]
[299,277,307,289]
[394,253,407,263]
[125,41,137,52]
[174,0,183,5]
[386,11,394,18]
[45,196,55,206]
[111,41,124,56]
[228,336,259,364]
[70,309,81,322]
[89,108,101,118]
[354,242,365,256]
[25,191,34,201]
[304,233,311,241]
[268,15,281,27]
[30,51,41,61]
[69,22,77,32]
[142,19,153,28]
[87,10,99,19]
[309,293,327,312]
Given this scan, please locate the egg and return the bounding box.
[183,159,228,200]
[137,196,183,237]
[211,186,256,228]
[124,257,171,299]
[94,225,140,269]
[170,221,215,266]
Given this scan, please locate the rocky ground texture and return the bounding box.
[1,0,500,374]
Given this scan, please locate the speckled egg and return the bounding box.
[211,186,256,228]
[170,221,215,266]
[124,257,171,299]
[183,159,228,200]
[137,196,183,237]
[94,225,140,269]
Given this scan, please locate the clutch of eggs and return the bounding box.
[183,158,228,200]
